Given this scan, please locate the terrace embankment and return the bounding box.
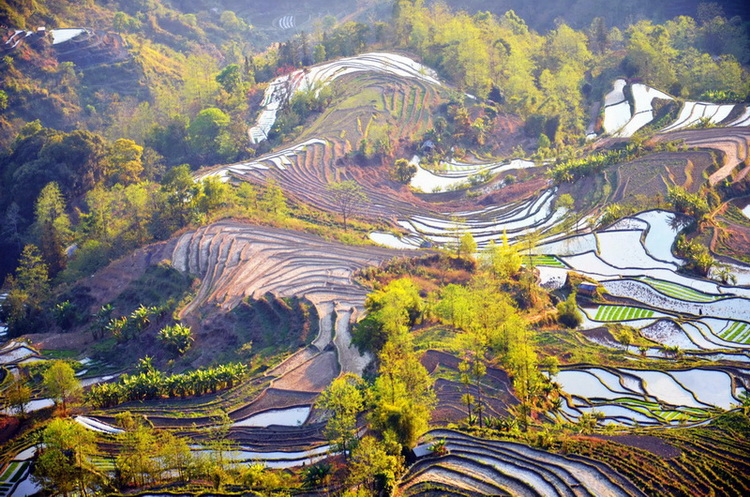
[652,127,750,185]
[168,221,418,400]
[402,429,647,497]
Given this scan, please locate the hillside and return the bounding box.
[1,1,750,496]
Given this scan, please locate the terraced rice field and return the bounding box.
[596,79,748,140]
[396,188,567,249]
[409,155,538,192]
[652,127,750,185]
[566,427,750,497]
[718,321,750,344]
[0,448,38,497]
[248,52,442,143]
[616,84,674,138]
[661,101,739,132]
[637,277,720,302]
[556,366,747,426]
[535,208,750,351]
[401,429,646,496]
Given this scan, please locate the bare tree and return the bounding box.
[327,180,367,230]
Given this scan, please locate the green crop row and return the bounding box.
[595,305,654,321]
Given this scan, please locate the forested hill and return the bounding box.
[437,0,749,30]
[0,0,748,281]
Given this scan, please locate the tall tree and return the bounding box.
[2,244,50,337]
[315,373,366,457]
[261,179,288,218]
[188,107,230,162]
[34,182,72,276]
[115,412,159,487]
[4,376,31,416]
[391,158,417,184]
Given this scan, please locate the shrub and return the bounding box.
[557,292,582,328]
[667,186,709,220]
[675,235,714,276]
[158,323,194,355]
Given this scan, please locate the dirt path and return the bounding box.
[333,305,371,375]
[312,302,334,350]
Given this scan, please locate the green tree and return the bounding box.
[43,360,82,414]
[625,21,678,90]
[158,431,194,482]
[346,436,404,495]
[458,231,477,258]
[315,373,366,457]
[556,193,575,211]
[327,180,367,230]
[33,418,101,496]
[115,412,158,487]
[371,331,435,453]
[188,107,230,160]
[2,244,50,336]
[104,138,144,186]
[482,233,521,279]
[261,179,288,218]
[615,326,635,352]
[198,176,230,213]
[504,315,542,430]
[557,292,582,328]
[216,64,244,94]
[159,164,201,231]
[391,158,417,184]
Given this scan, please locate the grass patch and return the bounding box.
[231,294,318,355]
[41,349,79,360]
[113,263,193,314]
[8,462,27,482]
[413,325,458,352]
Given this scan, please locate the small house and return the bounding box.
[577,283,598,296]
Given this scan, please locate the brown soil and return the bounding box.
[591,434,682,459]
[271,350,339,392]
[421,350,518,425]
[712,213,750,262]
[477,177,551,207]
[27,329,93,352]
[0,415,20,445]
[611,151,714,204]
[580,327,619,347]
[229,388,320,421]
